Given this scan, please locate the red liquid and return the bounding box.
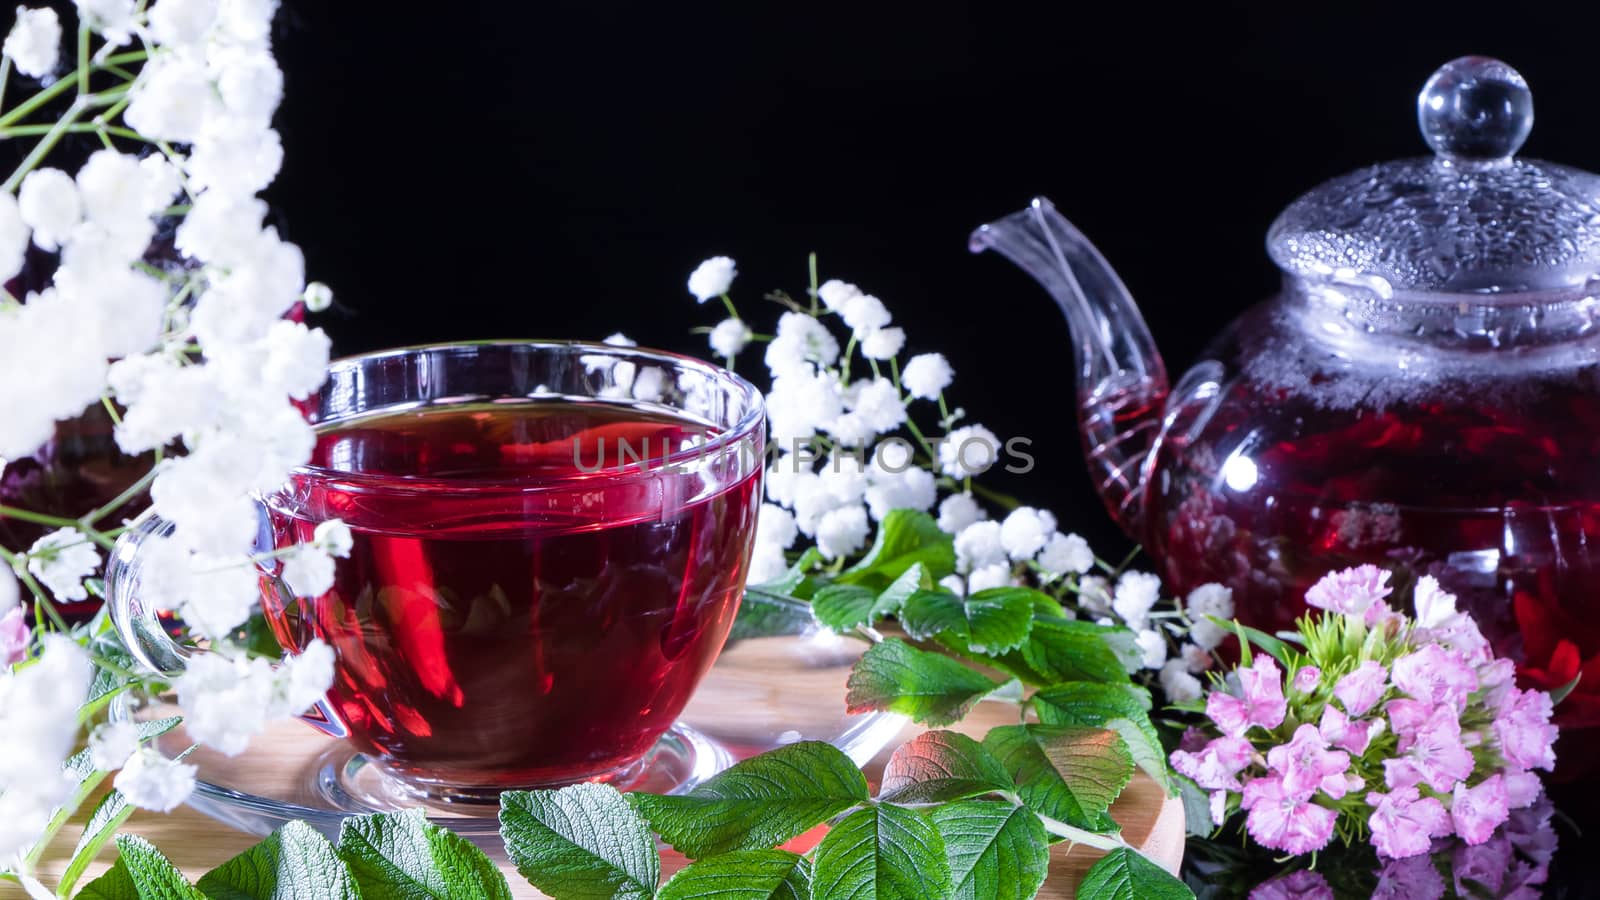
[260,400,761,795]
[1144,363,1600,776]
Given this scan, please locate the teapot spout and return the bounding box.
[969,197,1169,538]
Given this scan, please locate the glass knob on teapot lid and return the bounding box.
[1417,56,1533,164]
[1268,56,1600,295]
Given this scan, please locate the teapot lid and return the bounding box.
[1267,56,1600,296]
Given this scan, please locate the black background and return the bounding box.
[266,1,1600,562]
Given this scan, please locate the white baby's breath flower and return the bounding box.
[999,507,1052,560]
[150,453,260,556]
[709,317,751,358]
[764,453,811,507]
[817,279,860,311]
[747,542,788,585]
[261,320,331,400]
[1135,629,1167,670]
[313,519,353,558]
[18,168,82,252]
[818,453,868,504]
[73,0,137,44]
[954,519,1006,573]
[860,327,905,360]
[215,52,283,127]
[1184,583,1234,650]
[901,352,953,400]
[0,635,90,862]
[1112,571,1162,630]
[174,651,275,755]
[604,332,635,347]
[0,192,30,281]
[938,574,966,597]
[1181,642,1212,674]
[966,563,1013,594]
[864,466,936,521]
[3,5,59,78]
[755,504,798,551]
[148,0,221,46]
[1036,532,1094,578]
[115,749,198,812]
[124,53,217,143]
[1077,574,1113,616]
[281,544,334,598]
[815,504,870,560]
[687,256,737,302]
[765,311,840,377]
[216,0,276,46]
[765,369,844,445]
[938,424,1000,479]
[187,121,284,197]
[839,294,890,335]
[76,150,159,233]
[937,492,985,535]
[277,639,333,714]
[175,192,266,265]
[845,377,906,436]
[303,281,334,312]
[140,538,258,640]
[25,528,100,603]
[1160,658,1203,704]
[88,721,140,771]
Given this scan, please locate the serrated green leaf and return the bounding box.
[196,820,359,900]
[61,789,138,896]
[656,850,811,900]
[845,638,1002,726]
[632,740,868,859]
[879,730,1014,804]
[78,857,140,900]
[812,804,950,900]
[500,783,658,900]
[115,834,208,900]
[1213,615,1287,664]
[873,562,929,618]
[930,801,1049,900]
[1032,682,1170,792]
[899,588,1034,655]
[835,510,954,590]
[337,808,512,900]
[973,586,1065,619]
[982,725,1134,833]
[811,584,885,633]
[1017,619,1132,684]
[1076,847,1194,900]
[731,589,821,643]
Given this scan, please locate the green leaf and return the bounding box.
[982,725,1134,833]
[632,740,869,859]
[846,638,1002,726]
[879,730,1014,804]
[1032,682,1171,791]
[337,808,513,900]
[899,588,1034,655]
[975,586,1065,619]
[78,857,140,900]
[61,789,138,897]
[835,510,955,590]
[1076,847,1194,900]
[812,804,950,900]
[1174,774,1216,837]
[114,834,208,900]
[500,783,659,900]
[930,801,1049,900]
[1214,615,1287,664]
[874,562,930,618]
[1016,619,1132,684]
[196,820,360,900]
[811,584,885,633]
[656,850,811,900]
[731,589,820,643]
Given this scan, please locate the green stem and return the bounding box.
[0,122,142,141]
[718,293,739,321]
[808,252,820,315]
[0,56,12,115]
[76,24,90,97]
[82,463,160,526]
[968,480,1022,512]
[1037,814,1129,852]
[3,98,86,192]
[0,505,117,550]
[0,72,76,128]
[0,545,69,632]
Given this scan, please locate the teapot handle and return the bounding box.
[103,507,346,737]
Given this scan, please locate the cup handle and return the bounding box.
[104,509,192,678]
[104,507,348,738]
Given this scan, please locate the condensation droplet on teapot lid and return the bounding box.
[1267,57,1600,296]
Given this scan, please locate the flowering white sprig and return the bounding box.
[686,256,1223,683]
[0,1,338,881]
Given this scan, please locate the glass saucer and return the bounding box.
[110,594,904,840]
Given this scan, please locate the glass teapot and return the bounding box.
[972,57,1600,749]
